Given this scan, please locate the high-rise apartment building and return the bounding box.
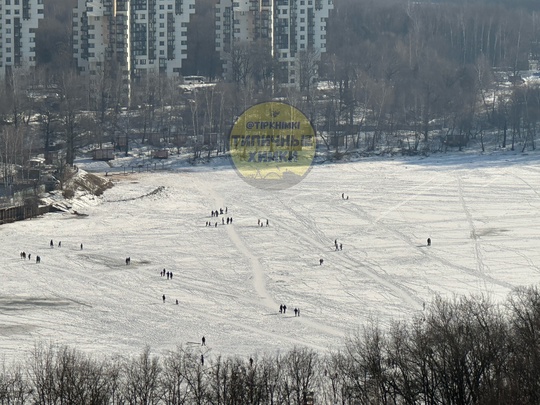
[0,0,45,80]
[73,0,196,83]
[215,0,333,89]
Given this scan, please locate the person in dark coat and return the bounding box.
[427,238,431,246]
[202,336,206,346]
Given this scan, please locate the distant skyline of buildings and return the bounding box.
[72,0,196,81]
[215,0,333,88]
[0,0,334,90]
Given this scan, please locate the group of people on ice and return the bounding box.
[257,219,269,227]
[161,269,174,279]
[206,207,233,227]
[20,239,83,265]
[279,304,300,317]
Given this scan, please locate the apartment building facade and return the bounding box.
[215,0,333,89]
[0,0,45,80]
[73,0,196,83]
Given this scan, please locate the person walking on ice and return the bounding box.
[162,294,166,303]
[202,336,206,346]
[50,240,54,248]
[320,258,324,265]
[427,238,431,246]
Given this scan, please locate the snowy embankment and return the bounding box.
[0,151,539,364]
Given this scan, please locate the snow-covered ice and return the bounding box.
[1,151,540,364]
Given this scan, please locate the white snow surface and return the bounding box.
[1,151,540,364]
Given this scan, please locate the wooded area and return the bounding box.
[2,287,540,404]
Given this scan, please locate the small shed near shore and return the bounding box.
[153,149,169,159]
[93,148,115,161]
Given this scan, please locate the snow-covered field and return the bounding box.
[1,151,540,365]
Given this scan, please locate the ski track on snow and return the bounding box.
[201,180,344,340]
